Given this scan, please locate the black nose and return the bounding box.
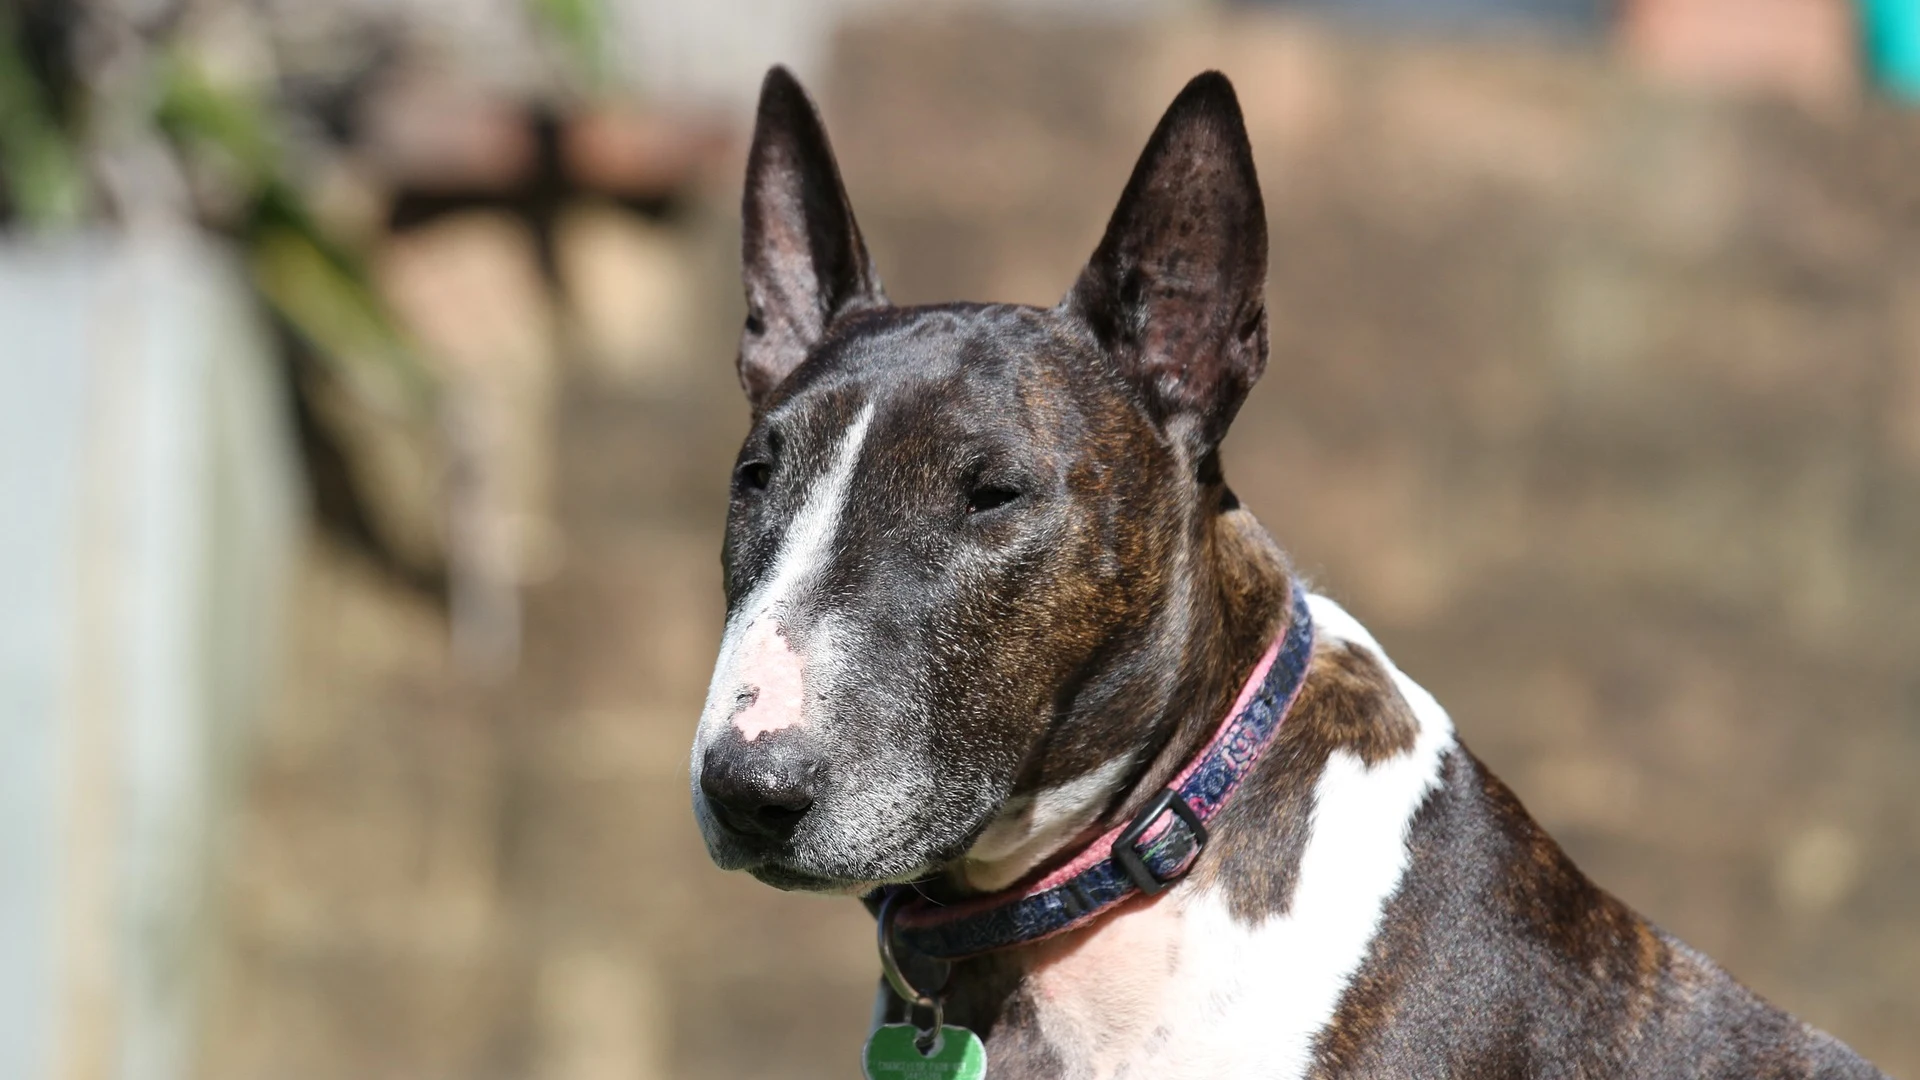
[700,739,820,841]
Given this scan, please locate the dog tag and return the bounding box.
[863,1023,987,1080]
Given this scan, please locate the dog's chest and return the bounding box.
[969,596,1458,1080]
[997,886,1371,1080]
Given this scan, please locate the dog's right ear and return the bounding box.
[737,67,886,409]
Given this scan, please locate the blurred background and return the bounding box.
[3,0,1918,1077]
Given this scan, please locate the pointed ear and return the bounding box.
[737,66,886,408]
[1066,72,1268,452]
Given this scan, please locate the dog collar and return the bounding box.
[877,583,1316,961]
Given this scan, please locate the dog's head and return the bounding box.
[690,68,1271,893]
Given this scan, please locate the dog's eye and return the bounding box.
[967,484,1021,515]
[736,461,773,493]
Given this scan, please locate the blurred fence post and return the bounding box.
[0,229,300,1080]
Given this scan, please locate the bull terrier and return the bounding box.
[688,66,1888,1078]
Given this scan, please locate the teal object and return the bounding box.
[1863,0,1920,101]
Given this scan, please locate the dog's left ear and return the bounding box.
[1066,72,1268,453]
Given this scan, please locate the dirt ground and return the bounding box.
[204,13,1919,1080]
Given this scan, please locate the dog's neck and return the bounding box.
[1118,502,1295,814]
[947,499,1294,897]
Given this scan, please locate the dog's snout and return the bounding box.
[700,739,820,841]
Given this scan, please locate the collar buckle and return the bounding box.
[1110,788,1209,896]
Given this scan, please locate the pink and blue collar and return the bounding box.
[877,584,1316,961]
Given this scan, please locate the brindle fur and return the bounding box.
[702,68,1887,1077]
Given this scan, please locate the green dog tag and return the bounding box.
[863,1023,987,1080]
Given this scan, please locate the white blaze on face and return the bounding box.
[697,403,876,747]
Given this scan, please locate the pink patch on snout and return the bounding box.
[730,618,808,740]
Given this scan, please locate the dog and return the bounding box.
[688,66,1887,1078]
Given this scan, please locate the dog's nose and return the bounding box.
[700,742,819,841]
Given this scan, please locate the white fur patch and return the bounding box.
[694,403,875,750]
[1020,594,1456,1078]
[960,755,1136,892]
